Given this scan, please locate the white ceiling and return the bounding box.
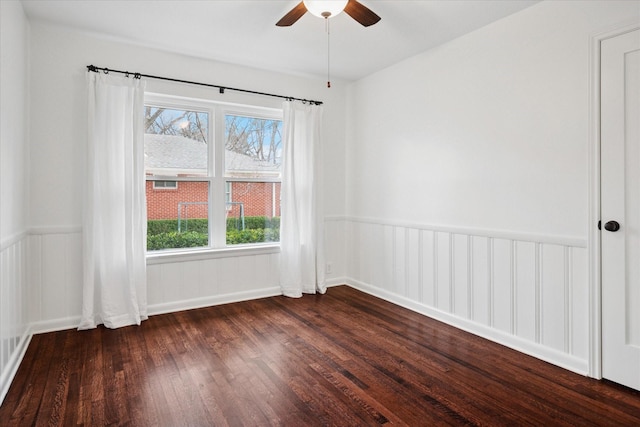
[21,0,540,82]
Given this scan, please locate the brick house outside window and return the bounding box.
[145,134,280,222]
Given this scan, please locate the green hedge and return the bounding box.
[147,217,280,250]
[147,231,209,250]
[226,228,279,245]
[147,218,208,234]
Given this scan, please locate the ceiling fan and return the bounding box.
[276,0,381,27]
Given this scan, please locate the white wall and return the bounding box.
[344,1,639,374]
[1,1,29,238]
[0,0,31,405]
[26,22,348,331]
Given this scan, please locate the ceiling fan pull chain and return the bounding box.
[326,17,331,88]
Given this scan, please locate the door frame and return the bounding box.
[589,22,640,379]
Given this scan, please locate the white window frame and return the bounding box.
[145,93,282,261]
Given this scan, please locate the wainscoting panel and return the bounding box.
[28,229,84,332]
[0,233,30,404]
[515,241,537,343]
[323,216,348,286]
[470,236,490,326]
[344,217,590,374]
[541,244,566,353]
[146,252,282,315]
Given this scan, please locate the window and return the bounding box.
[144,94,282,253]
[153,180,178,189]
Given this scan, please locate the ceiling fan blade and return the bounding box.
[344,0,381,27]
[276,2,308,27]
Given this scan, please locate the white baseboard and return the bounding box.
[30,316,82,334]
[28,287,286,334]
[147,286,283,316]
[0,328,33,406]
[345,277,589,376]
[147,283,354,315]
[325,277,349,288]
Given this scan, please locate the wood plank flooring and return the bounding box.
[2,285,640,426]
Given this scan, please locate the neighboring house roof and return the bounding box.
[145,134,207,174]
[144,134,280,178]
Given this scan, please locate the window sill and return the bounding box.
[146,243,280,265]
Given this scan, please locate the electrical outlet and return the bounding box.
[325,262,333,274]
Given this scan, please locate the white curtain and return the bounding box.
[79,72,148,330]
[280,101,326,297]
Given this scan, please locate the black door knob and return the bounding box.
[604,220,620,232]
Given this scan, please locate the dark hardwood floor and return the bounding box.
[2,285,640,426]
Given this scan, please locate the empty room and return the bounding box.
[2,0,640,425]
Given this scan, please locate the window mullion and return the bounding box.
[210,107,226,248]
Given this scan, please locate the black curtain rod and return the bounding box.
[86,65,323,106]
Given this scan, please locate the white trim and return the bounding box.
[146,175,207,181]
[0,230,28,251]
[25,281,345,332]
[324,215,346,222]
[0,328,32,406]
[588,22,640,380]
[29,287,287,334]
[148,287,282,316]
[338,215,587,248]
[24,226,282,265]
[346,278,589,376]
[146,243,280,264]
[145,92,283,119]
[325,277,348,288]
[30,316,81,334]
[29,225,82,235]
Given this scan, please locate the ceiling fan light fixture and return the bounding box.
[303,0,348,19]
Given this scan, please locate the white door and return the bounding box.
[601,28,640,391]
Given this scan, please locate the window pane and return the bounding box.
[225,115,282,178]
[224,115,282,246]
[226,181,280,245]
[146,181,209,251]
[145,107,209,177]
